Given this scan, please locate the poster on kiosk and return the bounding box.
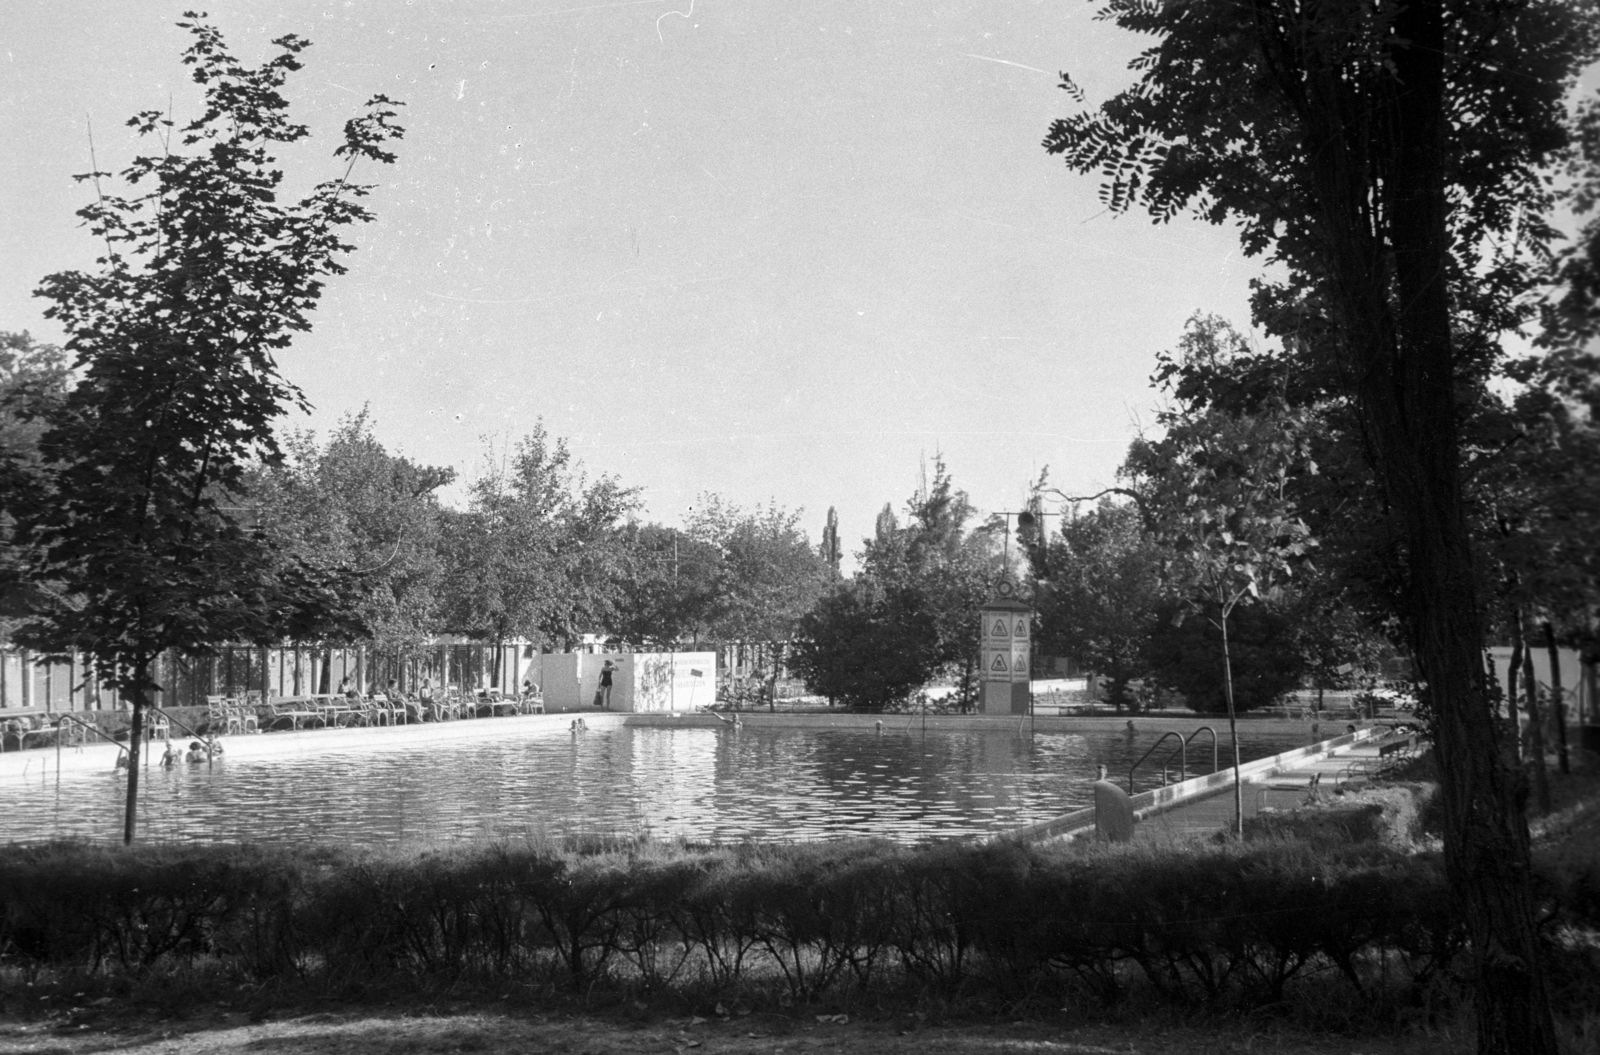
[979,582,1032,715]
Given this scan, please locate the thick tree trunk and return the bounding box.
[1542,623,1569,775]
[1310,2,1559,1048]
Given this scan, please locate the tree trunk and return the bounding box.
[1542,623,1569,776]
[768,642,782,713]
[1219,606,1243,838]
[1506,624,1524,764]
[122,658,150,846]
[1520,624,1551,814]
[1307,0,1559,1046]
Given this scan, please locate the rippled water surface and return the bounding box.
[1,724,1311,846]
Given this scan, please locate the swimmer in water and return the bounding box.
[161,741,181,767]
[185,741,207,763]
[1126,720,1136,735]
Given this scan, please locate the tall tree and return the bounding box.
[610,523,723,650]
[0,332,71,626]
[1119,324,1318,832]
[1029,500,1163,711]
[860,458,999,701]
[796,460,998,711]
[442,425,638,659]
[1044,1,1597,1047]
[251,410,454,682]
[11,16,401,843]
[789,583,943,712]
[687,496,829,703]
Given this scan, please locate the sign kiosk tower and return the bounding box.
[979,583,1032,716]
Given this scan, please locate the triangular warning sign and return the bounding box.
[990,653,1009,672]
[991,619,1009,637]
[1014,619,1028,637]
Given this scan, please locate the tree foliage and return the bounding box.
[793,460,997,711]
[1146,597,1305,714]
[685,496,829,649]
[789,585,943,712]
[250,410,453,661]
[443,425,638,652]
[1046,0,1598,1046]
[0,332,71,625]
[10,15,402,842]
[610,523,723,650]
[1030,500,1162,710]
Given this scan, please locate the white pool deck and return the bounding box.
[0,708,1348,787]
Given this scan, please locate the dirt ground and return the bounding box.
[0,1004,1464,1055]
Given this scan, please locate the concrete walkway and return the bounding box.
[1133,729,1421,839]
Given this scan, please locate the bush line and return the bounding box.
[0,835,1590,1013]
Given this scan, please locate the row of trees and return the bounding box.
[9,317,1390,724]
[1,384,840,682]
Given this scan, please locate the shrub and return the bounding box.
[0,830,1577,1019]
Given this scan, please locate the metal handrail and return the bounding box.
[1128,725,1222,793]
[1128,730,1186,793]
[1189,725,1219,773]
[52,713,129,755]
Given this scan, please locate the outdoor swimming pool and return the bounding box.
[0,723,1313,846]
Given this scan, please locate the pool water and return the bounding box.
[0,725,1311,846]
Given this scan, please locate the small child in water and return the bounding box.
[161,741,181,767]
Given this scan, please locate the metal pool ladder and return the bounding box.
[1127,726,1219,793]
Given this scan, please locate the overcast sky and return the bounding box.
[2,1,1271,562]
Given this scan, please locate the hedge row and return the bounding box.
[0,836,1474,1010]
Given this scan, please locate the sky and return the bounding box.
[1,0,1272,564]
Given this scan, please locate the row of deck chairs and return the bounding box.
[205,687,545,734]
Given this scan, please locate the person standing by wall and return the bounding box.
[598,659,616,710]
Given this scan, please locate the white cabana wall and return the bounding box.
[527,652,715,713]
